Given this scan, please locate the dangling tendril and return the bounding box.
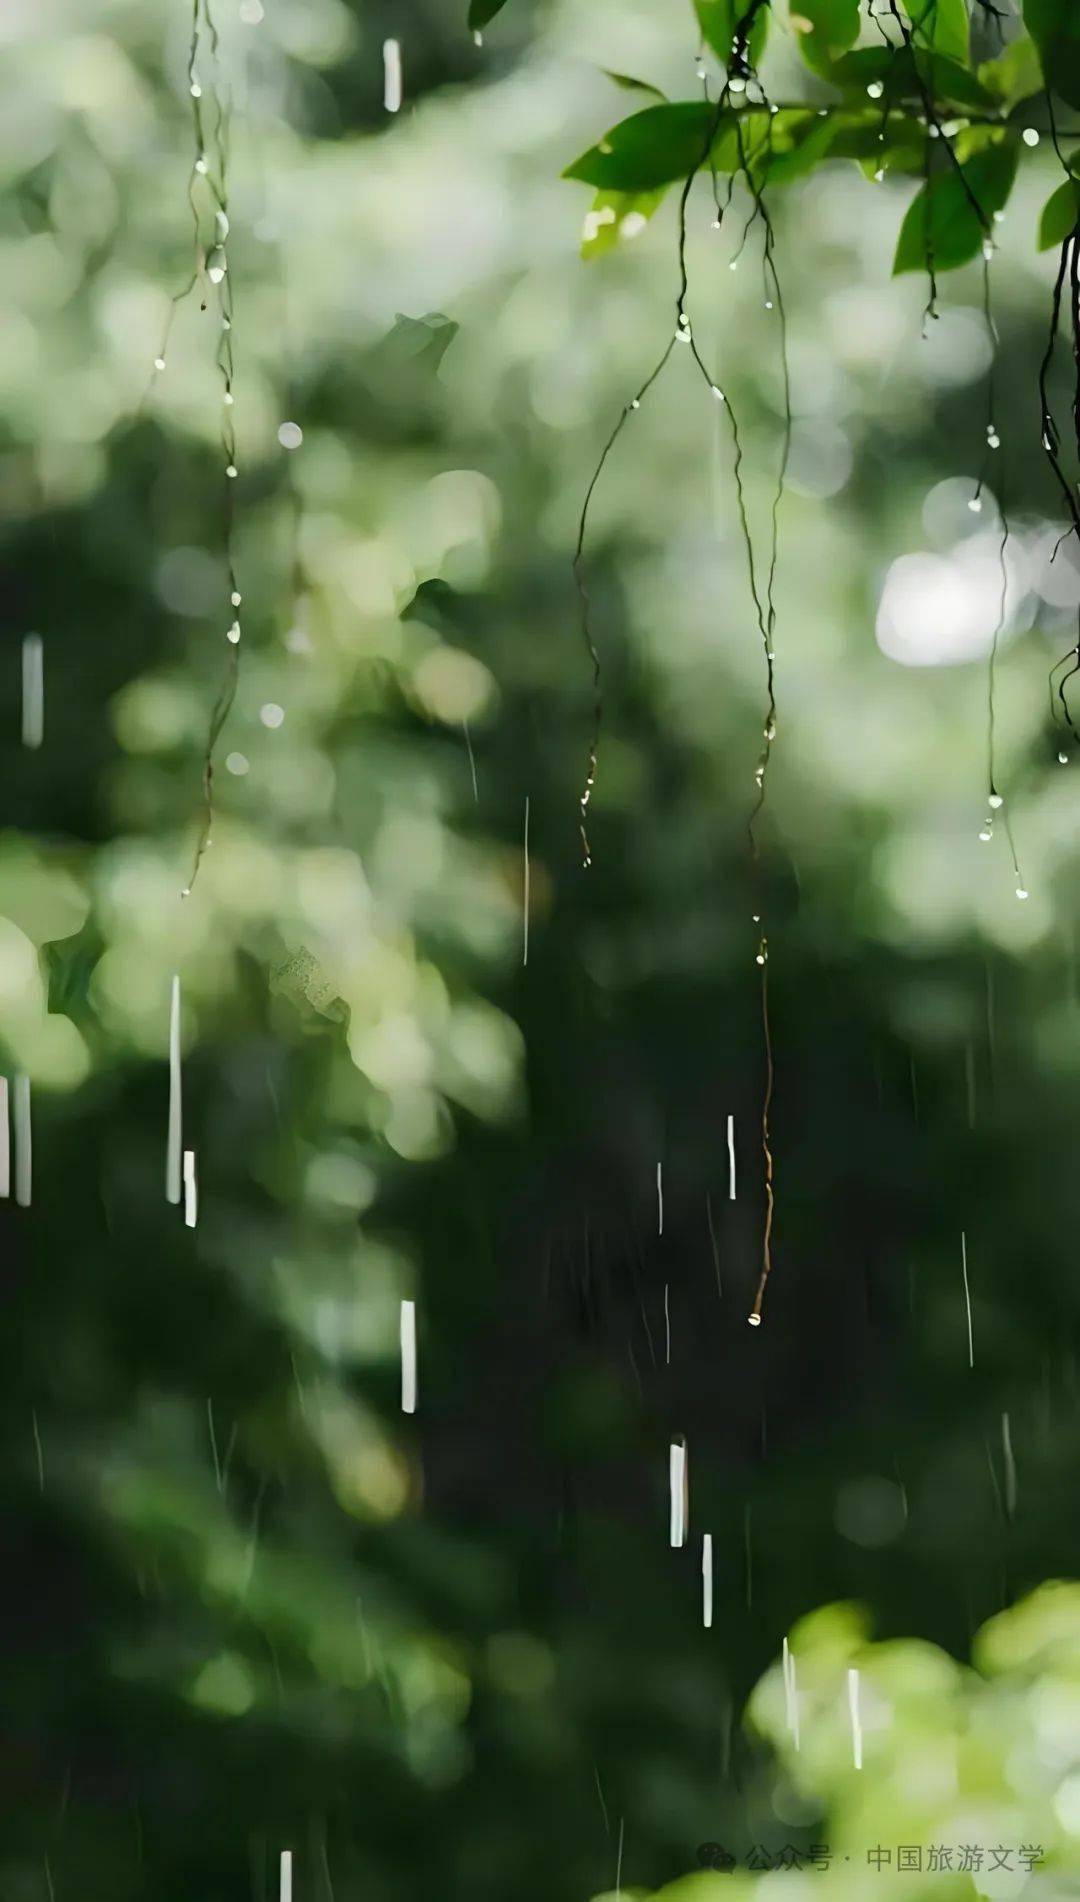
[150,0,241,897]
[571,0,771,867]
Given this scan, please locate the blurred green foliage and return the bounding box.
[5,2,1080,1900]
[607,1582,1080,1896]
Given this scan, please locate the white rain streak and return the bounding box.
[14,1074,31,1208]
[382,38,402,113]
[167,975,182,1205]
[727,1113,736,1200]
[523,794,530,968]
[463,719,478,802]
[664,1280,671,1365]
[0,1076,8,1198]
[1002,1409,1016,1517]
[961,1229,974,1369]
[669,1438,687,1548]
[21,634,43,749]
[400,1298,417,1414]
[782,1637,801,1750]
[847,1665,863,1770]
[183,1149,198,1228]
[656,1159,663,1235]
[702,1533,713,1628]
[280,1851,292,1902]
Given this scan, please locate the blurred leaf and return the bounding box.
[754,108,838,182]
[893,136,1019,274]
[565,103,893,194]
[377,312,460,376]
[979,34,1044,111]
[829,111,925,174]
[789,0,862,76]
[581,187,669,258]
[826,44,995,109]
[601,71,668,102]
[45,931,102,1021]
[468,0,508,28]
[693,0,770,66]
[1039,175,1080,248]
[564,103,715,191]
[1024,0,1080,108]
[910,0,969,64]
[0,847,89,945]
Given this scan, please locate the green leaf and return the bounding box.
[909,0,969,66]
[1039,176,1080,249]
[712,105,867,185]
[827,45,995,111]
[601,71,668,103]
[564,98,982,201]
[789,0,862,76]
[829,111,926,174]
[978,35,1044,113]
[376,313,460,376]
[468,0,507,27]
[693,0,769,68]
[581,188,669,258]
[893,137,1020,275]
[747,108,838,183]
[1024,0,1080,109]
[564,103,715,191]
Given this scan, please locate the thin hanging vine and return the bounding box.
[480,0,1080,1321]
[149,0,242,897]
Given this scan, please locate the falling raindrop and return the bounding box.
[383,38,403,114]
[167,976,182,1206]
[183,1149,198,1228]
[13,1074,31,1209]
[848,1667,863,1769]
[21,634,43,749]
[669,1438,687,1548]
[961,1231,974,1369]
[400,1299,417,1413]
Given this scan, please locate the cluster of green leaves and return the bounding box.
[594,1583,1080,1900]
[475,1,1080,276]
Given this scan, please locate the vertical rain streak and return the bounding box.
[167,976,182,1205]
[183,1149,198,1228]
[14,1073,31,1208]
[382,39,402,113]
[522,794,530,968]
[847,1666,863,1769]
[782,1637,800,1750]
[961,1230,974,1369]
[21,634,43,749]
[400,1299,417,1414]
[669,1438,687,1547]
